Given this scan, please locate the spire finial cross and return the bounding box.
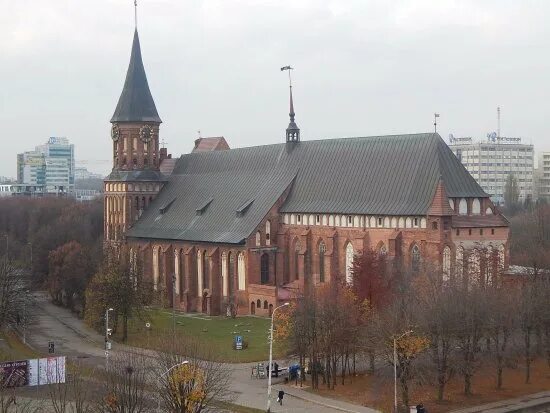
[134,0,138,29]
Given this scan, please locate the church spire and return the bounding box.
[281,66,300,143]
[111,27,161,123]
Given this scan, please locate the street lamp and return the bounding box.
[157,360,189,413]
[394,330,413,413]
[105,308,114,369]
[266,302,289,413]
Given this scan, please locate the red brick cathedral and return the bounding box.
[104,28,510,316]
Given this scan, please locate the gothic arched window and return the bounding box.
[411,245,421,273]
[221,252,228,297]
[345,243,354,284]
[255,231,261,247]
[197,250,203,295]
[202,250,209,289]
[472,198,481,214]
[294,240,301,280]
[237,252,246,290]
[319,241,326,283]
[265,221,271,246]
[261,253,269,284]
[153,246,160,291]
[442,246,451,282]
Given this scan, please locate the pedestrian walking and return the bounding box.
[416,403,426,413]
[277,389,285,405]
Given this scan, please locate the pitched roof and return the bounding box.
[111,30,162,123]
[192,137,230,152]
[428,179,455,216]
[126,133,488,244]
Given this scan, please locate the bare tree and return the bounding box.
[154,333,233,413]
[48,361,94,413]
[0,259,33,330]
[415,269,461,401]
[97,351,151,413]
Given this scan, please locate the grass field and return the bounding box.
[0,330,41,361]
[116,309,287,363]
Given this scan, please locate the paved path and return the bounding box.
[27,294,379,413]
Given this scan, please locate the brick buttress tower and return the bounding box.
[104,28,165,242]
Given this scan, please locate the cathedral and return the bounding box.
[104,28,510,316]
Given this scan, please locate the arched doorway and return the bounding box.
[250,301,256,315]
[268,304,273,316]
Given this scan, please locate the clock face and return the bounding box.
[111,124,120,141]
[140,125,153,143]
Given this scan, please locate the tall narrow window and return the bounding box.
[265,221,271,246]
[498,244,505,273]
[486,246,493,286]
[197,250,203,296]
[319,242,326,283]
[261,253,269,284]
[237,253,246,290]
[228,252,235,295]
[153,246,159,291]
[174,250,180,296]
[255,231,261,247]
[411,245,421,272]
[294,241,301,280]
[221,252,228,297]
[442,246,451,282]
[345,243,354,284]
[203,250,209,289]
[456,246,464,282]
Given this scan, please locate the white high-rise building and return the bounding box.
[448,136,534,205]
[17,137,75,194]
[536,152,550,202]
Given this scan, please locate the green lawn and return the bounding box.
[0,330,41,361]
[115,309,287,363]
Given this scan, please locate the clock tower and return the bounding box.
[104,29,165,242]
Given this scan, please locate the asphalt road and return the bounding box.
[27,293,378,413]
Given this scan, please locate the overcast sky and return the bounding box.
[1,0,549,177]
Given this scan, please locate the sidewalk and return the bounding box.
[449,391,550,413]
[28,293,381,413]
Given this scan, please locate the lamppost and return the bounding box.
[105,308,114,369]
[266,302,289,413]
[157,360,189,413]
[394,330,413,413]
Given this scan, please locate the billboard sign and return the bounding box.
[0,360,29,388]
[28,357,66,387]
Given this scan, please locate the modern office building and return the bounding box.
[448,136,534,205]
[17,137,75,194]
[536,152,550,202]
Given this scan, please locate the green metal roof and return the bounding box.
[126,133,488,244]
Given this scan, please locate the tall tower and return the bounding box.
[104,27,165,242]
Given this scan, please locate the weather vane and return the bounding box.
[134,0,138,28]
[280,66,294,87]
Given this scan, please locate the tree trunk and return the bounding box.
[368,350,375,374]
[464,373,472,396]
[122,314,128,343]
[525,328,531,384]
[400,374,409,409]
